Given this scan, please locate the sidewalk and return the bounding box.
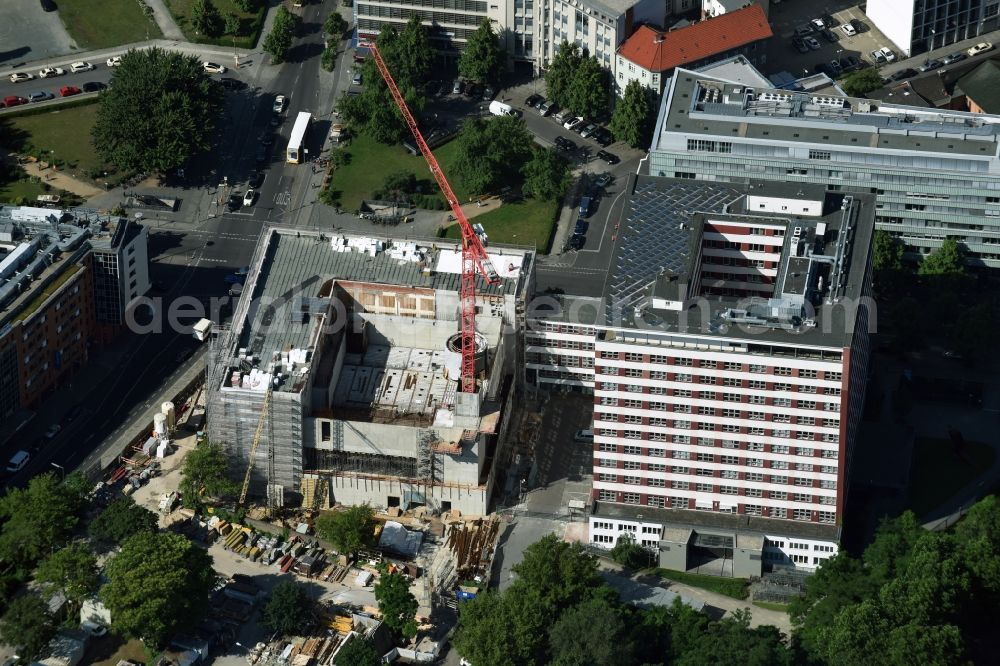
[144,0,185,42]
[16,158,103,198]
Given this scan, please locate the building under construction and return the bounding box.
[207,229,534,515]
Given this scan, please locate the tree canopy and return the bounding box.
[92,48,224,175]
[791,497,1000,665]
[316,504,376,556]
[841,68,884,96]
[521,147,569,201]
[35,543,99,607]
[374,567,418,637]
[459,19,505,84]
[179,442,238,507]
[917,238,965,277]
[546,41,584,109]
[263,6,298,64]
[611,80,654,148]
[324,11,347,37]
[566,55,609,118]
[261,580,313,635]
[0,472,86,569]
[453,115,534,194]
[454,535,792,666]
[191,0,223,37]
[0,595,55,662]
[101,531,215,648]
[88,496,159,545]
[333,635,382,666]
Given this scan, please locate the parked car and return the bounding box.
[63,404,83,424]
[828,59,843,76]
[968,42,993,56]
[82,81,106,93]
[889,67,917,81]
[258,132,274,146]
[44,424,62,440]
[810,18,826,31]
[554,136,576,151]
[255,144,269,161]
[594,172,613,188]
[438,80,452,96]
[525,93,542,107]
[792,37,810,54]
[563,116,584,131]
[467,83,483,98]
[9,72,33,83]
[918,59,943,72]
[840,54,862,71]
[59,86,81,97]
[227,193,243,212]
[451,79,464,94]
[794,25,814,38]
[243,189,256,207]
[481,85,495,101]
[5,451,29,474]
[941,51,967,65]
[820,28,838,43]
[203,62,227,74]
[249,171,264,189]
[351,70,362,86]
[273,95,286,113]
[573,429,594,443]
[596,150,620,165]
[106,56,122,67]
[593,127,613,146]
[574,219,589,235]
[220,77,246,90]
[580,123,598,139]
[870,49,887,65]
[879,47,896,62]
[850,18,867,33]
[568,234,585,250]
[27,91,53,103]
[841,23,857,37]
[3,95,28,108]
[69,61,94,73]
[578,196,592,217]
[538,100,555,116]
[805,37,821,51]
[38,67,65,78]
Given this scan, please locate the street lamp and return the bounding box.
[50,462,65,481]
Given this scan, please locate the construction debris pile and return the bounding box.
[246,612,388,666]
[446,516,500,582]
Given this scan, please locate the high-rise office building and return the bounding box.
[867,0,1000,56]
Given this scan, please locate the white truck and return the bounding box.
[193,318,212,342]
[489,100,516,117]
[330,123,344,145]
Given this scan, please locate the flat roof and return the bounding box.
[596,177,875,349]
[234,229,531,375]
[594,501,842,541]
[654,68,1000,158]
[333,345,457,416]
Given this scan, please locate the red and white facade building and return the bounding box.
[526,180,876,573]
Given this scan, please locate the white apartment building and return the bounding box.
[527,178,876,574]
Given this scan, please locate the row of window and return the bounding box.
[598,383,842,402]
[597,441,840,459]
[598,409,840,423]
[596,490,837,522]
[596,354,841,381]
[597,426,840,443]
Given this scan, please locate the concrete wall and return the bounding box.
[658,540,688,571]
[733,546,763,578]
[865,0,915,56]
[330,475,488,515]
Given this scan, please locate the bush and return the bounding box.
[321,46,337,72]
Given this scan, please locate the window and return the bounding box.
[724,362,742,371]
[809,149,831,160]
[647,495,665,507]
[674,450,691,460]
[599,490,616,501]
[825,371,842,381]
[623,493,641,504]
[623,460,641,470]
[746,488,762,497]
[749,380,766,389]
[623,476,641,485]
[724,392,741,402]
[793,509,812,521]
[674,389,692,398]
[624,445,643,455]
[676,373,693,383]
[775,367,792,376]
[599,473,618,482]
[720,485,738,495]
[724,377,742,387]
[625,368,643,377]
[599,442,617,452]
[687,139,732,153]
[672,480,689,490]
[625,430,643,439]
[749,364,767,374]
[625,352,644,362]
[675,404,692,414]
[624,415,642,424]
[648,478,666,487]
[675,357,693,367]
[672,497,688,508]
[648,463,667,472]
[696,482,714,492]
[624,399,643,408]
[749,395,766,405]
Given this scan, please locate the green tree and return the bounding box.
[521,148,569,201]
[35,543,98,607]
[948,302,998,361]
[179,442,238,507]
[316,505,376,556]
[263,6,297,64]
[453,591,544,666]
[191,0,223,37]
[918,238,965,276]
[509,534,602,615]
[383,16,433,87]
[233,0,257,11]
[334,635,382,666]
[873,229,904,272]
[93,48,223,175]
[459,19,505,84]
[101,531,215,648]
[225,12,241,39]
[0,595,55,661]
[611,80,654,148]
[88,496,159,545]
[321,46,337,72]
[376,171,418,202]
[324,11,348,37]
[0,472,85,569]
[374,568,418,637]
[454,115,534,194]
[679,609,792,666]
[608,533,651,570]
[261,580,313,635]
[546,41,583,108]
[566,55,608,118]
[841,68,885,96]
[550,598,634,666]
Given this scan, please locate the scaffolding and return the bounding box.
[304,448,418,478]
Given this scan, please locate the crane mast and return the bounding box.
[362,42,500,394]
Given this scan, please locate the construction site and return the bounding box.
[205,230,534,517]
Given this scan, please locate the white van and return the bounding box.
[573,429,594,443]
[489,100,514,117]
[6,450,29,473]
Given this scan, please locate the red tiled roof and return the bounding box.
[617,3,773,73]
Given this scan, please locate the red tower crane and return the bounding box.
[362,42,500,395]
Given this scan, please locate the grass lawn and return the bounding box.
[907,437,996,517]
[752,600,791,612]
[0,174,46,205]
[164,0,268,48]
[443,196,559,251]
[325,134,467,212]
[653,568,750,600]
[56,0,162,49]
[3,102,118,184]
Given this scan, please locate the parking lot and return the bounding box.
[763,2,899,78]
[0,1,77,66]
